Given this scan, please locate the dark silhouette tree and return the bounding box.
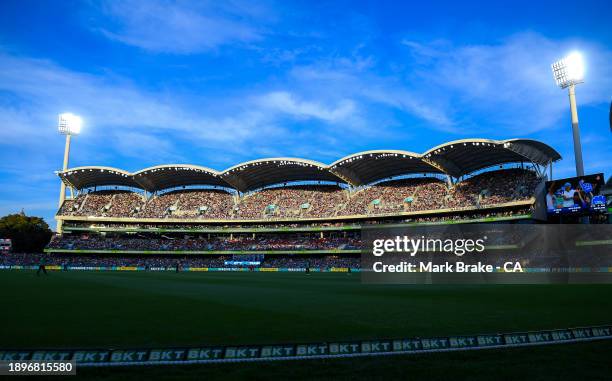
[0,212,53,253]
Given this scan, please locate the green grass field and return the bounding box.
[2,270,612,379]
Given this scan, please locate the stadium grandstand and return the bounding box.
[39,138,561,271]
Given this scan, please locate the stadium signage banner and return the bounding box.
[0,266,360,273]
[362,224,612,284]
[1,325,610,367]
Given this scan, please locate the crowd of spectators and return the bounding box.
[106,192,143,217]
[58,199,77,215]
[262,255,358,269]
[138,191,176,218]
[47,234,360,252]
[73,192,114,216]
[57,169,540,220]
[398,208,532,224]
[341,178,447,215]
[0,252,360,269]
[175,189,234,219]
[233,188,280,219]
[232,185,347,219]
[62,207,531,231]
[61,189,235,219]
[446,169,538,209]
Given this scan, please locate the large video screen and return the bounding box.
[545,173,606,215]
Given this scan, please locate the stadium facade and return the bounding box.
[42,138,562,271]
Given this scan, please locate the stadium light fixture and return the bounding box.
[551,51,585,177]
[552,51,585,89]
[58,112,82,135]
[57,112,83,233]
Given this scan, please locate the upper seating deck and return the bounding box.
[57,169,541,222]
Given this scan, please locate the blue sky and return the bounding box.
[0,0,611,227]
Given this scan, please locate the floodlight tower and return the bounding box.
[57,113,82,233]
[551,51,585,177]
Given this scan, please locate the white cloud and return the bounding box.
[0,50,375,169]
[287,57,455,130]
[402,33,612,133]
[255,91,355,122]
[357,85,454,129]
[0,52,288,156]
[112,132,183,162]
[93,0,267,53]
[2,32,609,166]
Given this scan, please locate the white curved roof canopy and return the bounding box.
[221,158,345,192]
[59,166,138,189]
[422,138,562,178]
[133,164,226,192]
[57,138,561,191]
[329,150,443,186]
